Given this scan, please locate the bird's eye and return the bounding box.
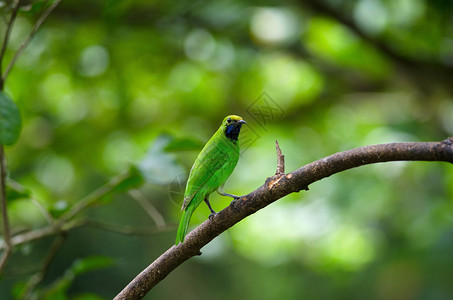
[227,118,232,123]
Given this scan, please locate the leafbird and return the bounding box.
[175,115,246,244]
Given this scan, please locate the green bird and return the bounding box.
[175,115,246,244]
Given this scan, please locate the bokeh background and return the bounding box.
[1,0,453,299]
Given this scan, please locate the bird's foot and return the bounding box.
[209,212,217,220]
[217,188,240,199]
[229,199,237,208]
[222,192,240,199]
[204,198,217,216]
[229,195,243,209]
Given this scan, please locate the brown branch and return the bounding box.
[0,1,21,269]
[275,140,285,175]
[0,0,59,273]
[0,167,165,252]
[0,218,173,251]
[114,137,453,300]
[0,0,20,90]
[0,170,136,251]
[0,145,12,274]
[0,220,78,251]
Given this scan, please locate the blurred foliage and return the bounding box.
[1,0,453,299]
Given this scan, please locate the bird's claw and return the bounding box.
[209,213,217,220]
[229,199,237,208]
[219,191,240,199]
[229,196,242,209]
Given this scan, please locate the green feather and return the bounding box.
[175,203,195,244]
[175,115,246,244]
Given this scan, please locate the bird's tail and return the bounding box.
[175,205,195,245]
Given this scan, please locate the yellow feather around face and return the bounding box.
[222,115,244,125]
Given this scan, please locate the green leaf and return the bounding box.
[6,185,30,201]
[12,281,27,300]
[0,91,22,145]
[110,165,144,193]
[49,200,69,218]
[42,275,71,300]
[71,256,115,276]
[19,0,46,14]
[98,194,113,205]
[6,179,31,201]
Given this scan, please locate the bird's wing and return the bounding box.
[181,142,230,210]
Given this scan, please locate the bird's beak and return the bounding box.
[238,119,247,125]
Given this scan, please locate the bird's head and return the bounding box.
[222,115,246,141]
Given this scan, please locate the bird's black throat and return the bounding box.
[224,124,243,141]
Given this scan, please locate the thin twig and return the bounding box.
[8,178,55,225]
[84,219,174,236]
[0,221,72,250]
[275,140,285,175]
[0,170,131,250]
[0,169,142,251]
[58,170,133,225]
[32,198,55,225]
[30,197,55,225]
[0,146,12,274]
[0,0,20,89]
[0,217,173,250]
[0,217,88,251]
[0,248,12,275]
[1,0,62,85]
[129,189,166,229]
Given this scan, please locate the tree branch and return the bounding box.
[0,217,173,251]
[58,170,134,225]
[0,0,20,90]
[114,138,453,300]
[275,140,285,175]
[0,146,12,274]
[0,0,20,273]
